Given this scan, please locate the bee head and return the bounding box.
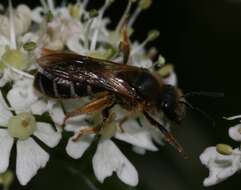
[160,85,185,124]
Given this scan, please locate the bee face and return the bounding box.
[160,85,185,124]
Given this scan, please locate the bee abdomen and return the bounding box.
[34,72,89,99]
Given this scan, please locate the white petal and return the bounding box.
[48,103,65,126]
[16,138,49,185]
[163,72,177,86]
[0,91,12,126]
[31,99,48,115]
[228,124,241,142]
[66,34,88,54]
[31,7,44,23]
[92,139,138,186]
[0,129,14,173]
[132,146,146,155]
[200,147,217,166]
[66,133,94,159]
[34,122,62,148]
[115,120,158,151]
[7,80,38,113]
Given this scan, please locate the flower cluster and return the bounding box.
[0,0,177,187]
[200,115,241,186]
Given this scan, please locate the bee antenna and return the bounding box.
[183,91,224,98]
[179,100,216,127]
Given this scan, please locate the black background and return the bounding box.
[1,0,241,190]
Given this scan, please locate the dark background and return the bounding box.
[1,0,241,190]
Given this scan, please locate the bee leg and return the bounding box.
[72,104,116,142]
[72,126,101,142]
[118,116,129,133]
[144,112,186,156]
[62,94,114,127]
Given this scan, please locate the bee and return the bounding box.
[34,49,186,153]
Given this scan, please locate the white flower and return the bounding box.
[65,115,158,186]
[6,78,65,126]
[200,146,241,186]
[0,4,31,38]
[0,91,61,185]
[225,115,241,142]
[229,124,241,142]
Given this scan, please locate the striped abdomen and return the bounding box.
[34,71,90,99]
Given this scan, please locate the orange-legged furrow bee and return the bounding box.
[33,49,187,153]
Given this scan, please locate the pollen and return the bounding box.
[216,144,233,155]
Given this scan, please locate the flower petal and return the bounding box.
[30,99,48,115]
[7,79,38,113]
[228,124,241,142]
[34,122,62,148]
[66,132,94,159]
[163,72,177,86]
[0,91,12,126]
[0,129,14,173]
[16,138,49,185]
[48,103,65,126]
[92,139,138,186]
[115,120,158,151]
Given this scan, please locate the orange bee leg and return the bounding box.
[72,104,116,142]
[62,94,114,128]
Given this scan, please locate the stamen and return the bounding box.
[116,0,135,33]
[90,0,114,51]
[131,30,159,55]
[8,0,16,49]
[128,0,152,27]
[223,115,241,121]
[47,0,55,13]
[40,0,48,13]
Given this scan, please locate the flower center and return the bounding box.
[7,112,37,140]
[1,49,29,70]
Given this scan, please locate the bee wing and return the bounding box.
[37,52,140,100]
